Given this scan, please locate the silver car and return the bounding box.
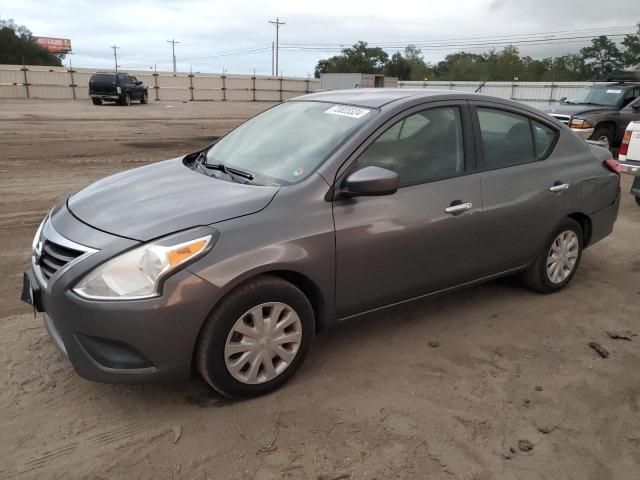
[21,89,621,398]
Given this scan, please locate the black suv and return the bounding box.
[545,72,640,150]
[89,72,148,106]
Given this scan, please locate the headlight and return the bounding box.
[570,118,591,129]
[73,229,216,300]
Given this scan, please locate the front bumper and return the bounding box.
[571,127,595,140]
[22,205,222,383]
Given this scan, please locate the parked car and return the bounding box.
[21,90,621,398]
[616,120,640,206]
[545,76,640,150]
[88,72,148,106]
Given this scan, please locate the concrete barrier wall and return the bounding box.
[0,64,321,102]
[398,80,603,108]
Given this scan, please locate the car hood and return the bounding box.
[545,103,617,117]
[67,157,279,241]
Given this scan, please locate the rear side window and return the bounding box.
[531,120,555,157]
[477,108,556,169]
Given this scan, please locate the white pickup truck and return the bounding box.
[617,121,640,206]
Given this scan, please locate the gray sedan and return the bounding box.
[22,89,620,398]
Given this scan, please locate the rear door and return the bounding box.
[469,102,575,275]
[332,101,484,318]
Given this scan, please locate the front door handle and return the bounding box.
[444,202,472,214]
[549,183,570,192]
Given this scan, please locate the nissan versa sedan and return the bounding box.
[21,89,621,398]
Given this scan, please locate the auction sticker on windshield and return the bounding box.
[606,89,622,94]
[325,105,370,119]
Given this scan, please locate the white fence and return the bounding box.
[398,80,601,108]
[0,64,321,102]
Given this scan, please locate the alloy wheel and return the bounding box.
[224,302,302,384]
[546,230,579,284]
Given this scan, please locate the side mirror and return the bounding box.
[135,81,143,85]
[344,166,399,196]
[632,103,640,112]
[559,96,567,103]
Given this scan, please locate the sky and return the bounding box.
[2,0,639,76]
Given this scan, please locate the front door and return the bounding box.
[333,102,483,318]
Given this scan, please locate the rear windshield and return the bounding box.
[90,75,117,86]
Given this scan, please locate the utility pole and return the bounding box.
[268,17,285,77]
[110,45,119,72]
[271,41,275,76]
[166,38,180,73]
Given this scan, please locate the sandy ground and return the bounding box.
[1,99,639,480]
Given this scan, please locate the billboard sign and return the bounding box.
[33,37,72,54]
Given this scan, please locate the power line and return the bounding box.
[269,17,285,76]
[280,25,638,48]
[166,38,180,73]
[279,33,633,53]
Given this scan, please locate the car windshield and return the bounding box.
[204,101,376,185]
[564,85,626,107]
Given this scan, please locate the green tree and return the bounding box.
[403,45,431,80]
[314,41,388,77]
[0,18,63,66]
[580,35,621,79]
[384,52,411,80]
[621,34,640,68]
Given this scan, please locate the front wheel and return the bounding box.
[590,126,613,151]
[140,91,148,104]
[522,218,583,294]
[635,195,640,207]
[196,275,315,398]
[91,98,102,105]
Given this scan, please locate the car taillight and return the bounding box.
[619,131,631,158]
[603,158,621,174]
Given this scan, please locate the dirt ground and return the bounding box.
[1,99,639,480]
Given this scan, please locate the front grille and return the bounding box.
[550,114,571,125]
[38,239,84,281]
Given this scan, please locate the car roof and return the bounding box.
[295,88,465,108]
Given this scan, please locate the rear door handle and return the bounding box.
[444,202,472,214]
[549,183,570,192]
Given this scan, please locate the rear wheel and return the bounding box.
[140,91,148,104]
[196,275,315,398]
[635,195,640,207]
[91,98,102,105]
[121,93,131,106]
[523,218,583,293]
[590,126,613,150]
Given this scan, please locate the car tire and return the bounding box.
[91,98,102,105]
[635,195,640,207]
[590,126,613,150]
[522,217,583,294]
[196,275,315,399]
[121,93,131,106]
[140,91,148,104]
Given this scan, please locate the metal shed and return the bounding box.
[320,73,398,90]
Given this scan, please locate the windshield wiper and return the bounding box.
[204,163,253,181]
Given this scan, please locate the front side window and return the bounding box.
[356,107,465,187]
[204,102,375,185]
